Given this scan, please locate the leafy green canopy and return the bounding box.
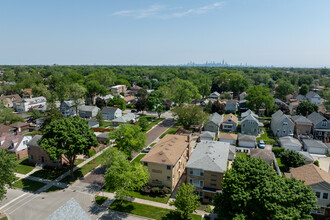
[0,149,17,201]
[172,105,209,129]
[213,157,317,220]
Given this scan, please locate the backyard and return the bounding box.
[257,127,276,145]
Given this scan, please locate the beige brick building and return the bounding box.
[141,134,192,191]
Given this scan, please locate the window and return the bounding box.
[322,121,327,127]
[189,179,204,187]
[189,168,204,177]
[167,176,171,181]
[30,155,33,160]
[143,162,148,166]
[283,121,288,125]
[211,183,216,187]
[167,165,171,170]
[323,193,328,199]
[277,129,279,132]
[211,174,217,177]
[211,179,217,182]
[316,192,321,198]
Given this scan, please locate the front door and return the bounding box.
[41,156,45,163]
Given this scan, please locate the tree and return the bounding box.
[109,124,147,157]
[155,104,164,119]
[138,117,149,131]
[169,183,201,220]
[68,83,86,113]
[108,95,126,110]
[0,149,17,201]
[0,102,24,125]
[95,97,106,109]
[213,157,317,219]
[211,101,226,115]
[42,102,62,129]
[103,148,149,203]
[172,105,208,129]
[96,109,104,127]
[167,78,200,105]
[279,150,306,170]
[220,92,232,100]
[31,109,42,120]
[323,89,330,112]
[246,85,274,114]
[32,84,50,98]
[296,101,318,116]
[275,80,295,101]
[39,117,98,177]
[135,89,148,114]
[86,80,107,105]
[299,84,309,96]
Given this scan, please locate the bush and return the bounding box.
[140,185,170,197]
[272,147,285,157]
[205,205,212,213]
[279,149,305,169]
[88,149,96,158]
[126,104,136,109]
[314,160,319,167]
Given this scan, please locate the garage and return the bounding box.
[238,134,257,148]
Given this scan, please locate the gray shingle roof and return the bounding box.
[302,139,328,149]
[241,109,258,119]
[112,113,138,123]
[298,151,314,163]
[27,135,42,148]
[101,107,120,114]
[46,198,91,220]
[208,113,223,126]
[308,112,326,125]
[250,148,274,165]
[186,141,229,173]
[238,134,256,142]
[291,115,313,125]
[80,105,99,112]
[306,91,320,99]
[279,136,302,147]
[200,131,216,139]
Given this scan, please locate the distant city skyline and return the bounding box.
[1,0,330,67]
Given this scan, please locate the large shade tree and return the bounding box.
[172,105,209,129]
[166,78,200,105]
[213,157,317,220]
[296,101,318,116]
[0,149,17,201]
[246,85,274,114]
[39,117,98,177]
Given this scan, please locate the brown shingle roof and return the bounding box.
[286,164,330,186]
[141,134,189,165]
[219,133,237,140]
[223,114,238,124]
[0,124,15,136]
[10,122,29,128]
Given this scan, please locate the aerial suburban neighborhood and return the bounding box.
[1,1,330,220]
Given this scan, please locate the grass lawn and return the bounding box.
[276,157,287,173]
[61,151,106,184]
[140,116,164,132]
[95,196,108,205]
[44,185,64,193]
[109,200,201,220]
[127,191,170,204]
[30,168,69,181]
[15,158,35,175]
[99,120,112,128]
[257,128,276,145]
[131,154,146,165]
[0,217,8,220]
[159,127,179,139]
[12,178,46,192]
[236,152,247,159]
[74,159,85,166]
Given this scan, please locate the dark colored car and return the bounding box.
[131,109,137,113]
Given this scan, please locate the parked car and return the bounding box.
[143,146,152,153]
[131,109,137,113]
[259,140,265,149]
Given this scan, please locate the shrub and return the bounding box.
[205,205,212,213]
[88,149,96,158]
[272,147,285,157]
[314,160,319,167]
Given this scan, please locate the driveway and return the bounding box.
[146,119,175,146]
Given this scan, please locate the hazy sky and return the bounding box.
[1,0,330,67]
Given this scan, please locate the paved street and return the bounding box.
[146,119,175,146]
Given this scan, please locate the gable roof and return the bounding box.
[302,139,328,149]
[112,113,138,123]
[219,133,237,140]
[298,151,314,163]
[0,134,30,152]
[209,92,220,97]
[279,136,302,147]
[141,134,189,165]
[101,107,120,114]
[241,114,258,123]
[306,91,321,99]
[208,113,223,126]
[308,112,327,125]
[46,198,91,220]
[10,121,29,128]
[223,113,238,124]
[0,94,21,101]
[296,95,307,102]
[80,105,99,112]
[0,124,15,136]
[271,110,293,129]
[186,141,229,173]
[291,115,313,125]
[27,135,42,148]
[238,134,256,142]
[241,109,258,119]
[200,131,216,139]
[286,164,330,186]
[250,148,274,165]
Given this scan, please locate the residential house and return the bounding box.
[27,135,66,167]
[239,92,247,101]
[306,91,322,105]
[222,113,238,132]
[241,109,258,119]
[9,122,30,134]
[238,134,257,148]
[111,85,127,95]
[203,113,223,133]
[123,96,137,105]
[112,113,139,126]
[250,148,275,166]
[238,100,248,113]
[13,96,47,113]
[285,164,330,217]
[271,110,294,138]
[291,115,313,136]
[79,105,100,118]
[308,112,330,142]
[279,136,302,151]
[15,113,32,123]
[298,151,314,164]
[289,102,299,114]
[225,100,237,113]
[241,113,263,136]
[0,94,21,108]
[302,139,328,155]
[0,124,15,136]
[199,131,216,141]
[186,141,231,203]
[0,134,32,160]
[22,89,32,98]
[128,83,142,95]
[101,107,122,121]
[88,119,99,128]
[60,100,79,117]
[96,132,109,144]
[218,133,237,145]
[141,134,192,191]
[296,95,307,102]
[208,92,220,100]
[85,94,114,105]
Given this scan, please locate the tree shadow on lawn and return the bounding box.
[161,210,186,220]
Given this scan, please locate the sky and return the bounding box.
[1,0,330,67]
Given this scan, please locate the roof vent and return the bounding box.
[162,159,166,162]
[159,152,163,155]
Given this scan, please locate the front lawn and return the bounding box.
[127,190,170,204]
[236,152,247,159]
[159,127,179,139]
[140,116,164,132]
[131,154,146,165]
[12,178,46,192]
[109,200,201,220]
[257,128,276,145]
[30,168,69,181]
[15,158,35,175]
[95,196,108,205]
